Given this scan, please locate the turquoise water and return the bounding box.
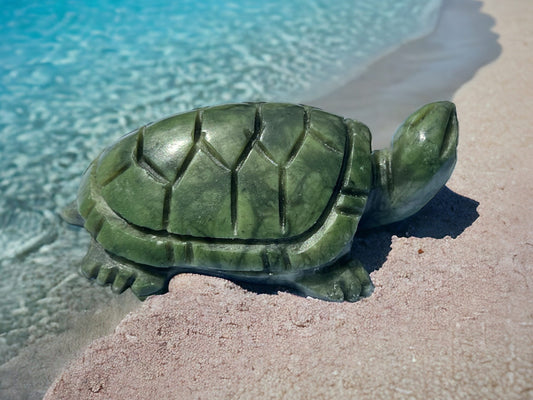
[0,0,442,364]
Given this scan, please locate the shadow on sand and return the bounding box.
[239,186,479,297]
[354,186,479,274]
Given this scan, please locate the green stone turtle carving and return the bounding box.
[62,101,458,302]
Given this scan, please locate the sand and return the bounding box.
[43,0,532,398]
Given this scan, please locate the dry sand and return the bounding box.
[44,0,532,399]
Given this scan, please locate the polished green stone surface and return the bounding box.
[63,101,458,301]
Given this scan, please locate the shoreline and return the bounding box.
[309,0,500,149]
[290,0,443,111]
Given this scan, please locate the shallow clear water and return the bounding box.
[0,0,441,364]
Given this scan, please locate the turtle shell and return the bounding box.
[77,103,372,276]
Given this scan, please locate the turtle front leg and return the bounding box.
[80,239,168,300]
[293,256,374,302]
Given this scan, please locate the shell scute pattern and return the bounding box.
[75,102,377,277]
[94,103,352,241]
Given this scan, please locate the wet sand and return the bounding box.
[43,0,533,398]
[310,0,501,149]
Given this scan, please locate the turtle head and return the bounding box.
[361,101,458,229]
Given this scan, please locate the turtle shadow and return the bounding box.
[353,186,479,273]
[237,187,479,297]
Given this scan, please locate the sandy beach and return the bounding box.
[41,0,532,398]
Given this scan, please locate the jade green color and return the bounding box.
[62,101,458,301]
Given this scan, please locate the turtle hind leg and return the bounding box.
[293,256,374,302]
[80,239,168,300]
